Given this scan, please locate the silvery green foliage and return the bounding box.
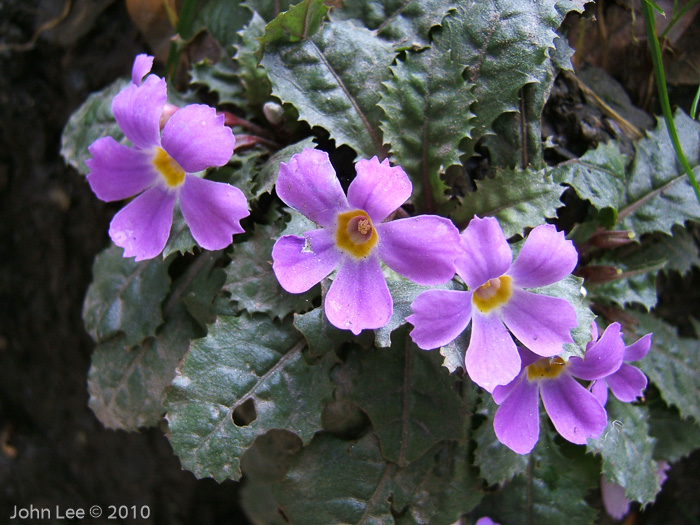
[62,1,700,523]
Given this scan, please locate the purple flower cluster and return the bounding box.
[86,54,249,261]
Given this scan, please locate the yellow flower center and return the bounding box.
[472,275,513,313]
[153,147,185,188]
[527,357,567,381]
[335,209,378,258]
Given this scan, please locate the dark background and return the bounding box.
[0,1,698,524]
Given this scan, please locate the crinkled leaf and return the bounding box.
[531,275,594,359]
[477,430,598,525]
[273,433,480,524]
[630,311,700,422]
[439,327,468,374]
[294,306,366,358]
[346,329,466,465]
[82,244,172,346]
[61,77,127,175]
[648,399,700,463]
[552,140,628,219]
[87,304,196,431]
[439,0,586,157]
[235,12,272,107]
[380,44,475,211]
[332,0,456,50]
[618,111,700,235]
[165,313,333,481]
[193,0,251,52]
[588,398,659,505]
[261,20,393,158]
[259,0,328,47]
[450,167,563,238]
[189,58,246,107]
[640,225,700,275]
[590,269,660,311]
[473,396,529,485]
[223,213,319,318]
[179,253,227,329]
[162,205,197,258]
[482,36,576,171]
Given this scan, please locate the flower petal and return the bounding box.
[179,176,249,250]
[500,289,576,357]
[507,224,578,288]
[276,149,349,228]
[161,104,235,173]
[466,312,521,392]
[540,374,607,445]
[624,333,652,362]
[131,54,154,86]
[407,290,473,350]
[493,348,540,404]
[493,374,541,454]
[112,74,166,149]
[86,137,157,201]
[347,156,411,222]
[607,364,648,403]
[325,255,391,335]
[591,379,609,407]
[601,475,630,520]
[456,216,512,288]
[272,229,340,293]
[376,216,460,285]
[108,185,176,261]
[568,322,624,380]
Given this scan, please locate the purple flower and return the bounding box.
[86,54,249,260]
[407,216,579,392]
[492,323,625,454]
[590,324,652,406]
[475,518,500,525]
[271,148,461,334]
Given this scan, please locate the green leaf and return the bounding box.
[259,0,328,47]
[87,304,196,431]
[478,431,598,525]
[531,275,594,359]
[379,44,475,211]
[223,213,319,319]
[618,111,700,235]
[587,399,659,505]
[346,330,467,466]
[473,396,529,485]
[61,77,127,175]
[640,225,700,275]
[648,398,700,462]
[294,306,366,357]
[179,253,227,329]
[448,167,564,238]
[590,269,660,311]
[332,0,456,50]
[165,313,333,481]
[193,0,252,52]
[272,433,481,524]
[261,20,394,158]
[235,11,272,107]
[439,0,587,157]
[162,205,197,258]
[629,311,700,422]
[189,57,246,107]
[82,245,172,346]
[552,140,628,216]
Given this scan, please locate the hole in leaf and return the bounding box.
[231,398,257,427]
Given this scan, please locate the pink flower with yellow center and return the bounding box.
[86,54,249,260]
[407,216,579,392]
[492,323,626,454]
[271,148,461,334]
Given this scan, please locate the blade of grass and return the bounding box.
[165,0,198,81]
[641,0,700,204]
[691,85,700,120]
